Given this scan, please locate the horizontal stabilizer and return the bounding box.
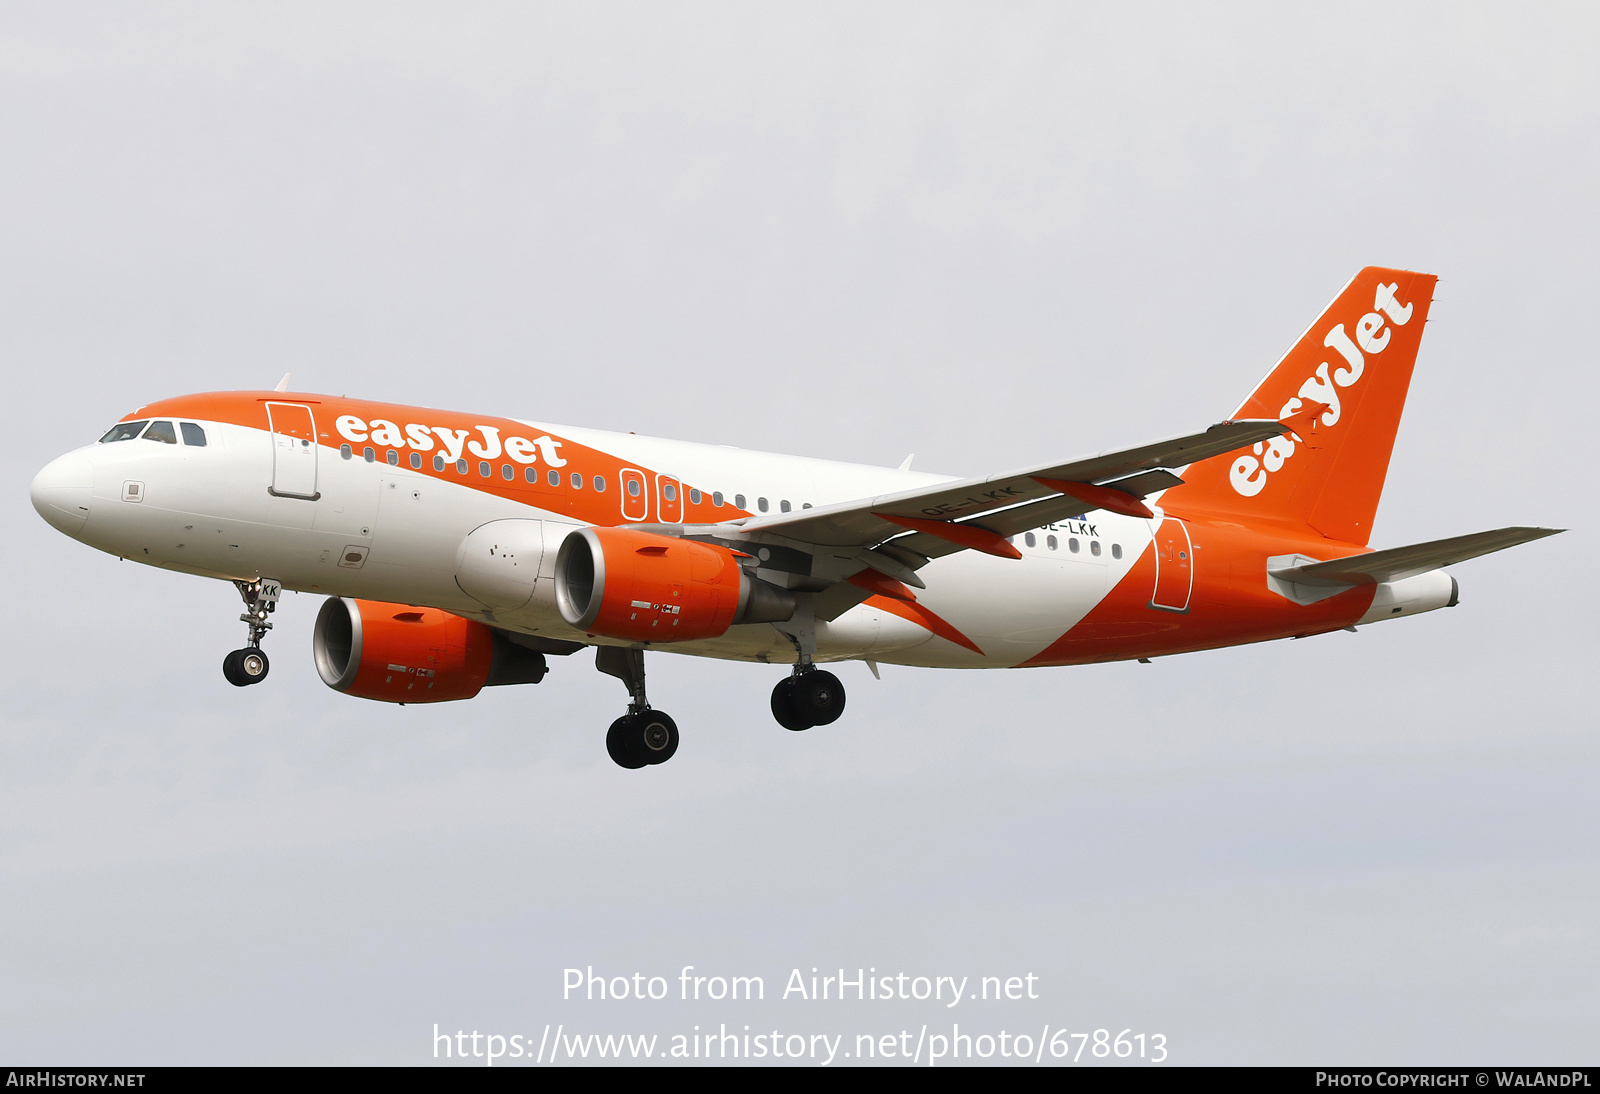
[1269,527,1563,587]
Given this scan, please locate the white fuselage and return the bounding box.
[36,415,1155,670]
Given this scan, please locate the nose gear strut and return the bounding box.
[223,578,280,687]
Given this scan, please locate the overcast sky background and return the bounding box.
[1,2,1595,1065]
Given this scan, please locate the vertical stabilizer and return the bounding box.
[1167,267,1437,545]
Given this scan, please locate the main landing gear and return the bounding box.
[770,667,846,731]
[769,593,846,731]
[223,578,280,687]
[596,646,679,769]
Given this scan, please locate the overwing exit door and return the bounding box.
[619,469,649,522]
[657,475,683,523]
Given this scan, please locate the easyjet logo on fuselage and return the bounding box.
[1228,282,1414,498]
[335,414,568,468]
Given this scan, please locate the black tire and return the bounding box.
[771,676,813,731]
[795,669,845,726]
[636,710,679,765]
[606,716,649,769]
[223,647,270,687]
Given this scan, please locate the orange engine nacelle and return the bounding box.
[555,527,792,643]
[313,598,546,704]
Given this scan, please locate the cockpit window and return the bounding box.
[180,422,207,446]
[142,420,178,444]
[100,420,148,443]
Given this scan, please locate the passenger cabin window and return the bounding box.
[387,450,400,466]
[780,500,791,513]
[662,483,677,502]
[1112,543,1123,560]
[713,492,724,507]
[1091,540,1102,556]
[364,447,375,463]
[1047,535,1058,550]
[341,444,353,459]
[734,494,745,509]
[100,421,148,443]
[593,476,606,492]
[143,420,177,444]
[571,472,582,489]
[628,479,642,497]
[411,452,422,469]
[435,455,447,472]
[1069,538,1080,553]
[1024,532,1036,547]
[548,469,560,487]
[503,464,514,480]
[758,497,769,512]
[180,422,207,446]
[689,489,702,505]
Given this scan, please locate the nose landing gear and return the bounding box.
[224,578,280,687]
[596,646,679,768]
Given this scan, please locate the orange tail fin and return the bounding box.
[1167,266,1437,545]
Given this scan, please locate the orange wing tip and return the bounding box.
[874,513,1023,560]
[1031,478,1155,520]
[847,569,917,602]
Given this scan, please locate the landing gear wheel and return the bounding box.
[771,676,814,731]
[606,711,680,769]
[223,647,270,687]
[795,669,846,726]
[606,717,648,769]
[635,710,679,765]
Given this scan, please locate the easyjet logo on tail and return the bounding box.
[1229,283,1414,497]
[334,415,568,467]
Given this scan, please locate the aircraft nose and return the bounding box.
[31,452,94,537]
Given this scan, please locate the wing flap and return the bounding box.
[843,469,1187,564]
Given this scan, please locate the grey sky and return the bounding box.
[1,2,1594,1064]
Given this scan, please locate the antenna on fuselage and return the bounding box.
[274,372,291,392]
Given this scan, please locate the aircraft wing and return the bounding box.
[731,418,1288,552]
[645,418,1291,622]
[1268,527,1564,587]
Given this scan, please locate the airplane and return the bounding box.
[29,266,1560,769]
